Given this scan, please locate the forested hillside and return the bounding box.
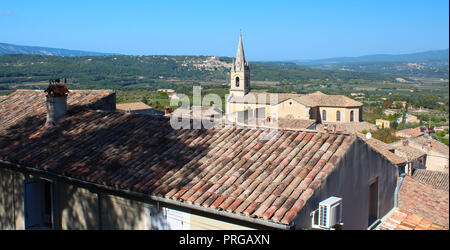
[0,54,397,91]
[295,49,449,78]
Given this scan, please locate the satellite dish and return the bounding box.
[365,132,372,139]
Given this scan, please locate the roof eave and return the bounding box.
[0,159,293,230]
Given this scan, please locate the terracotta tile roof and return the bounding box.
[395,127,424,138]
[412,170,449,191]
[116,102,163,116]
[235,118,316,130]
[228,91,363,107]
[409,135,449,156]
[273,118,316,130]
[228,93,301,105]
[116,102,153,111]
[356,133,406,166]
[376,208,448,230]
[398,175,449,227]
[317,121,377,133]
[0,89,115,131]
[295,91,363,107]
[0,107,357,226]
[393,145,426,160]
[171,106,223,119]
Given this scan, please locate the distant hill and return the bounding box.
[294,49,449,79]
[0,54,397,91]
[295,49,449,65]
[0,42,117,57]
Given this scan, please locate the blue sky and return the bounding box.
[1,0,448,60]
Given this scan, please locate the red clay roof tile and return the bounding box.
[0,90,370,226]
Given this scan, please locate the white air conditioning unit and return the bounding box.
[311,196,343,230]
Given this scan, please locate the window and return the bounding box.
[24,178,54,229]
[336,111,341,122]
[147,207,189,230]
[350,110,354,122]
[322,110,327,121]
[235,77,240,87]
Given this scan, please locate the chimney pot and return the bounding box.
[45,80,69,124]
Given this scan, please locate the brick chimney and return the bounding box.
[44,79,69,124]
[164,105,170,116]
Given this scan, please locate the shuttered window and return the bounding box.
[23,178,53,229]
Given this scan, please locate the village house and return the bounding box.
[391,145,427,175]
[1,36,432,231]
[357,133,407,175]
[357,132,430,176]
[383,109,400,116]
[376,169,448,230]
[157,89,176,93]
[0,81,401,230]
[397,114,420,124]
[376,119,391,129]
[434,125,449,132]
[395,127,424,138]
[390,135,449,173]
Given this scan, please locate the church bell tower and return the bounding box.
[230,33,250,96]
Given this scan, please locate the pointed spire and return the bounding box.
[235,33,246,71]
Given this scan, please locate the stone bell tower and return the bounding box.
[229,33,250,97]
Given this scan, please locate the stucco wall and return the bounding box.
[56,183,99,229]
[1,168,257,230]
[100,194,147,230]
[376,120,391,129]
[0,171,150,230]
[276,99,309,120]
[292,137,398,230]
[422,152,449,172]
[189,213,254,230]
[412,145,448,172]
[319,107,360,123]
[0,168,25,229]
[229,100,311,122]
[229,102,272,123]
[230,71,250,96]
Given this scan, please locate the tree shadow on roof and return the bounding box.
[0,98,220,229]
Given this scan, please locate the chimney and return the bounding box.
[164,105,170,116]
[44,79,69,124]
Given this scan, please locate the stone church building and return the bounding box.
[225,35,364,129]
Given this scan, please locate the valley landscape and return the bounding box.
[1,43,448,138]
